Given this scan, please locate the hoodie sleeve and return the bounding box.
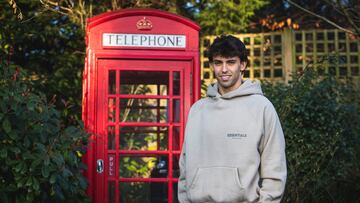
[178,103,198,203]
[258,103,287,203]
[178,141,191,203]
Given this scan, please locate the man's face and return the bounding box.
[212,55,247,94]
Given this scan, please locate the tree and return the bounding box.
[250,0,360,38]
[38,0,192,29]
[1,0,87,124]
[35,0,271,35]
[286,0,360,37]
[188,0,269,35]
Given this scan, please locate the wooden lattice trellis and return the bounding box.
[294,29,360,78]
[201,29,360,90]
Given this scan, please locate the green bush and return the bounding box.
[0,60,90,202]
[262,68,360,203]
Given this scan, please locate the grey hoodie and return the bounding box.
[178,80,287,203]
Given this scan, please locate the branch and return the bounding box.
[39,0,91,30]
[7,0,23,20]
[40,0,74,14]
[43,7,70,16]
[336,0,360,37]
[322,0,345,16]
[112,0,119,10]
[286,0,357,36]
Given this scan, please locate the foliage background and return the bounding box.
[0,60,90,202]
[262,65,360,202]
[1,0,360,202]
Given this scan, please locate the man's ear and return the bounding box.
[240,61,247,71]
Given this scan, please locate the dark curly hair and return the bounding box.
[208,35,248,63]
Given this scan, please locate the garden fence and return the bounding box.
[201,29,360,87]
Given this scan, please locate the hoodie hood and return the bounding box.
[207,80,263,99]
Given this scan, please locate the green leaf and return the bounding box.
[14,163,23,173]
[54,185,65,200]
[44,155,50,166]
[52,153,64,166]
[35,143,46,153]
[30,158,42,170]
[128,165,137,171]
[26,100,35,111]
[10,147,21,154]
[0,148,7,158]
[50,174,57,184]
[41,165,49,178]
[62,168,73,178]
[78,177,87,189]
[16,178,24,188]
[22,153,34,160]
[32,177,39,191]
[25,177,32,187]
[23,136,30,148]
[2,118,11,134]
[8,131,17,140]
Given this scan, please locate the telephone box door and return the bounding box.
[95,59,192,203]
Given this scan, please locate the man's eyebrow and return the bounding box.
[224,59,237,63]
[212,58,238,63]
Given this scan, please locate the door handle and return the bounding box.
[97,159,104,174]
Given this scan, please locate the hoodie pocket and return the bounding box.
[188,167,245,203]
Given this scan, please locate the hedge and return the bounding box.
[0,60,90,203]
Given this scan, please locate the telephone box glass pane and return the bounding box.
[119,126,168,150]
[173,99,181,123]
[108,126,115,150]
[120,70,169,96]
[173,71,180,96]
[119,182,168,203]
[109,70,116,94]
[172,126,180,151]
[108,98,116,122]
[120,99,168,123]
[108,181,115,203]
[119,155,168,178]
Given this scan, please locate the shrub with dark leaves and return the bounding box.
[262,68,360,203]
[0,60,90,203]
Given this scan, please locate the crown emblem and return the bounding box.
[136,17,153,30]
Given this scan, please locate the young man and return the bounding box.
[178,35,287,203]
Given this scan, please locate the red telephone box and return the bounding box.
[82,9,200,203]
